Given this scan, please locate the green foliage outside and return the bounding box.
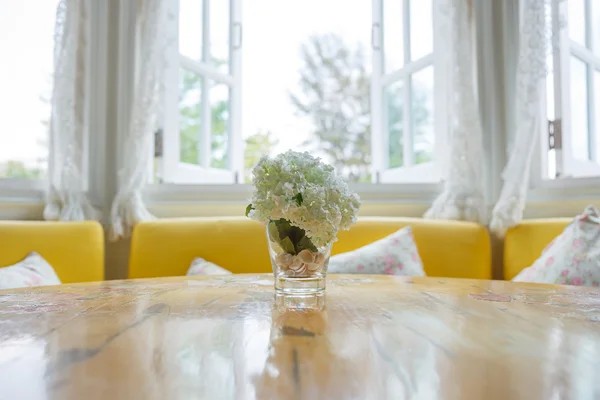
[0,161,42,179]
[291,34,432,182]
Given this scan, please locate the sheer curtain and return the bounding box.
[44,0,98,221]
[109,0,169,240]
[424,0,487,224]
[490,0,550,235]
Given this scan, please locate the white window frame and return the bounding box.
[144,0,444,206]
[543,0,600,179]
[371,0,446,184]
[159,0,243,184]
[527,0,600,202]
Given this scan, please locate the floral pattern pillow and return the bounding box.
[0,252,62,290]
[328,226,426,276]
[513,205,600,287]
[187,258,233,276]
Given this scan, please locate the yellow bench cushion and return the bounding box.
[129,217,491,279]
[0,221,104,284]
[504,218,571,280]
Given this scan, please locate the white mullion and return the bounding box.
[551,0,563,177]
[200,0,211,168]
[403,0,411,64]
[371,0,384,182]
[558,0,575,176]
[432,0,446,181]
[585,0,598,162]
[589,59,597,161]
[402,0,412,167]
[179,56,235,86]
[162,0,181,183]
[381,53,433,87]
[585,0,592,51]
[403,71,413,167]
[570,42,600,67]
[230,0,243,179]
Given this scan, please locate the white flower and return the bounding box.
[247,150,361,247]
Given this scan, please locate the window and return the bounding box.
[544,0,600,179]
[0,1,59,180]
[372,0,443,183]
[158,0,444,185]
[158,0,243,184]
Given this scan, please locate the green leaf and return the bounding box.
[267,221,279,241]
[245,204,254,217]
[280,236,296,254]
[296,235,317,253]
[292,193,303,206]
[275,219,293,239]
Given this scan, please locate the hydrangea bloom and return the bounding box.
[246,150,360,247]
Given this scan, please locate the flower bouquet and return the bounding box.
[246,151,360,294]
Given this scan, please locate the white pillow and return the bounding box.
[0,252,62,290]
[328,226,426,276]
[187,257,233,276]
[513,205,600,287]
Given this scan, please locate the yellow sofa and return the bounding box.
[129,217,491,279]
[0,221,105,283]
[504,218,570,280]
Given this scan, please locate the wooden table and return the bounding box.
[0,275,599,399]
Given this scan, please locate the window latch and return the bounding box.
[233,22,243,50]
[548,119,562,150]
[371,23,381,51]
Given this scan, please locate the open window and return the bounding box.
[545,0,600,179]
[157,0,446,186]
[159,0,243,184]
[370,0,445,183]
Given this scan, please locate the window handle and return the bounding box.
[371,23,381,50]
[233,22,243,50]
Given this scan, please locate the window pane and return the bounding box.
[595,70,600,163]
[409,0,433,61]
[570,56,590,161]
[179,0,203,61]
[0,1,57,179]
[568,0,586,46]
[412,66,434,164]
[593,0,600,56]
[210,82,230,169]
[386,79,404,168]
[383,0,404,72]
[243,0,372,183]
[211,0,230,73]
[179,70,202,165]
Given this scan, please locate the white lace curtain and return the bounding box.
[490,0,550,235]
[109,0,168,240]
[424,0,487,224]
[45,0,98,221]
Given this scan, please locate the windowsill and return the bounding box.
[0,179,45,204]
[528,176,600,203]
[143,182,444,205]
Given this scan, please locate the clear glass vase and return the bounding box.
[266,220,332,295]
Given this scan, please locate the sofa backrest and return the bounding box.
[0,221,104,283]
[504,218,570,280]
[129,217,491,279]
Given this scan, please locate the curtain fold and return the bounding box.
[490,0,550,236]
[424,0,487,224]
[45,0,98,221]
[109,0,168,240]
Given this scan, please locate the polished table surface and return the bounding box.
[1,274,600,399]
